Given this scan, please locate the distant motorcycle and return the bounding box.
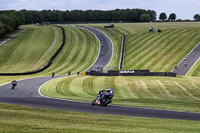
[92,88,114,106]
[11,80,17,89]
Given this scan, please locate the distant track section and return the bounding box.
[80,26,113,71]
[119,33,125,70]
[172,42,200,76]
[0,26,65,76]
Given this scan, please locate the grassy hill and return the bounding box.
[89,22,200,72]
[0,25,99,76]
[40,75,200,113]
[40,26,99,75]
[1,23,200,132]
[0,25,62,73]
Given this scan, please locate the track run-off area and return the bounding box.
[1,23,200,121]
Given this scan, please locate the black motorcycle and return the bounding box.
[92,88,114,106]
[11,80,17,89]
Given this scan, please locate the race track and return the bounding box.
[1,26,200,121]
[80,26,113,71]
[172,42,200,75]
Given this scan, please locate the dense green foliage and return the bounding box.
[159,12,167,21]
[0,10,25,37]
[194,14,200,21]
[1,9,156,25]
[169,13,177,22]
[41,75,200,113]
[1,103,200,133]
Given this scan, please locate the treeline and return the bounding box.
[0,9,156,37]
[21,9,156,23]
[0,10,26,37]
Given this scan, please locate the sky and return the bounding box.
[0,0,199,20]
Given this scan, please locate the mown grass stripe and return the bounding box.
[158,30,199,72]
[82,76,98,96]
[143,29,191,71]
[156,80,175,99]
[0,26,55,73]
[41,26,98,75]
[69,76,92,97]
[125,32,156,59]
[114,77,133,98]
[55,76,79,97]
[171,81,197,101]
[125,30,171,65]
[125,30,174,69]
[132,30,180,69]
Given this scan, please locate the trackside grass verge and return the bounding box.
[0,103,200,133]
[187,58,200,76]
[40,75,200,113]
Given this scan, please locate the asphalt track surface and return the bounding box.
[172,42,200,76]
[1,27,200,121]
[80,26,113,71]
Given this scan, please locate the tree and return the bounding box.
[159,12,167,21]
[194,14,200,21]
[169,13,176,22]
[0,22,5,37]
[147,10,157,21]
[140,14,152,22]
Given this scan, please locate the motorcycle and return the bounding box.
[11,80,17,89]
[92,88,114,106]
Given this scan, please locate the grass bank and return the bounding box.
[88,22,200,72]
[0,25,62,73]
[40,75,200,113]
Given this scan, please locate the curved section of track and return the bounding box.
[80,26,113,71]
[172,42,200,76]
[1,27,200,121]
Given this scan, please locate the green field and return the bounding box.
[40,75,200,113]
[39,26,99,75]
[187,58,200,76]
[0,25,99,76]
[89,22,200,72]
[0,103,200,133]
[0,25,62,73]
[1,22,200,132]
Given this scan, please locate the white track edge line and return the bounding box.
[185,57,200,76]
[78,27,101,72]
[85,26,114,70]
[171,42,200,73]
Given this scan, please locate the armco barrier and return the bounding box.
[0,26,65,76]
[86,70,177,77]
[119,33,125,70]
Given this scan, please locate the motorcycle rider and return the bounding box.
[11,80,17,89]
[98,88,114,104]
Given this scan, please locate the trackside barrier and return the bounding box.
[0,26,66,76]
[86,70,177,77]
[82,72,86,75]
[119,33,125,70]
